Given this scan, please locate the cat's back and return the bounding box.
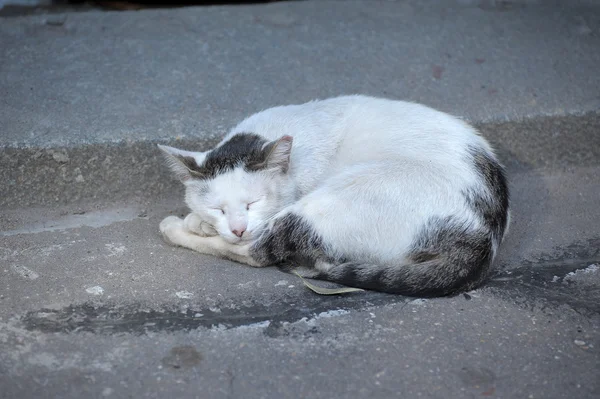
[228,96,356,143]
[230,95,489,157]
[329,96,492,167]
[227,95,495,193]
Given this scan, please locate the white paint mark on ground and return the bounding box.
[274,280,289,286]
[105,243,126,257]
[563,264,599,286]
[267,309,354,330]
[175,291,193,299]
[10,265,39,280]
[566,264,598,277]
[232,320,271,331]
[0,207,141,236]
[315,309,350,319]
[86,286,104,295]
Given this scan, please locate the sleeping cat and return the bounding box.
[158,95,509,297]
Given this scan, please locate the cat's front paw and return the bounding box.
[160,216,184,246]
[199,221,218,237]
[183,213,217,237]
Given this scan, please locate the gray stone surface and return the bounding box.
[2,112,599,209]
[1,0,599,148]
[1,165,599,398]
[1,1,600,398]
[1,0,600,208]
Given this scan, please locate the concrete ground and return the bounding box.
[1,1,599,398]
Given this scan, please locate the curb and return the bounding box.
[1,111,599,209]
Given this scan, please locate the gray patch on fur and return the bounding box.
[250,213,328,268]
[180,133,290,180]
[313,217,493,297]
[197,133,270,179]
[161,133,280,181]
[464,146,510,242]
[251,212,492,297]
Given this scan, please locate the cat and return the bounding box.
[158,95,509,297]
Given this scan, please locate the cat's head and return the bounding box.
[159,133,294,244]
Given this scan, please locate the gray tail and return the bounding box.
[314,223,495,297]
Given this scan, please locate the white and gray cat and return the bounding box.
[158,95,509,297]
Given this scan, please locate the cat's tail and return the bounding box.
[312,227,496,297]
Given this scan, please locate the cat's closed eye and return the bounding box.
[246,200,260,210]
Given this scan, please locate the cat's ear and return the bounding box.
[261,135,293,173]
[158,144,206,182]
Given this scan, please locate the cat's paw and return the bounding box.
[199,221,218,237]
[183,213,204,235]
[160,216,184,246]
[183,213,217,237]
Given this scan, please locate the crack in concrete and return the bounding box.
[19,294,400,336]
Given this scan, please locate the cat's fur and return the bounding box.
[159,95,509,297]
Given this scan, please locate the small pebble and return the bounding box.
[574,340,586,346]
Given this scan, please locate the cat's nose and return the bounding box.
[232,228,245,238]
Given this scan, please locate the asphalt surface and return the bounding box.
[2,164,599,398]
[1,0,600,208]
[1,1,599,398]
